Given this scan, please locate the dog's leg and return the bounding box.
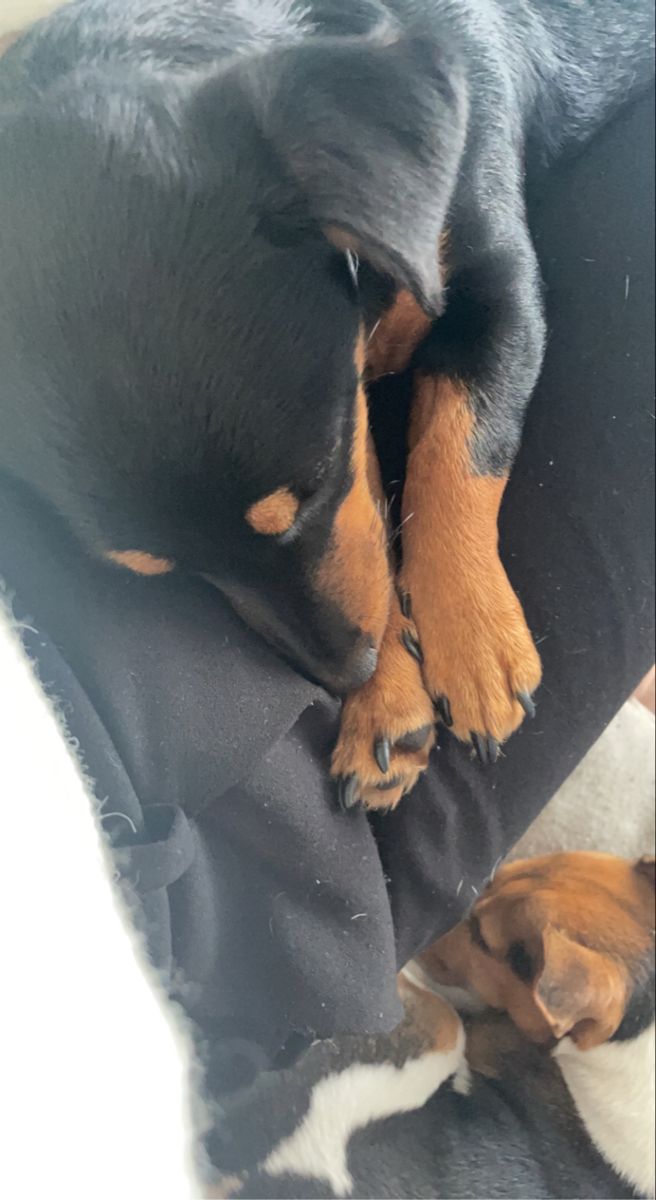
[332,429,435,810]
[333,213,544,796]
[399,226,545,758]
[329,277,451,809]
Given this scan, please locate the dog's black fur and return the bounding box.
[0,0,654,692]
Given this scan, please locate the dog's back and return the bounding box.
[3,1,654,138]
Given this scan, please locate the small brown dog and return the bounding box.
[417,851,655,1048]
[212,853,654,1199]
[409,851,655,1197]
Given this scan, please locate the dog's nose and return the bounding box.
[326,638,378,694]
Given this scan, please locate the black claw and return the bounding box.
[487,737,500,765]
[471,732,489,765]
[396,725,432,753]
[376,775,404,792]
[337,775,360,812]
[400,592,413,619]
[436,696,453,728]
[517,691,537,720]
[401,628,423,664]
[374,737,391,775]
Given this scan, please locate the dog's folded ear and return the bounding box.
[531,927,627,1050]
[191,31,467,314]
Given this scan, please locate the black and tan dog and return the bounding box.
[0,1,654,809]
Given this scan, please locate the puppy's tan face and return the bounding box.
[420,853,655,1049]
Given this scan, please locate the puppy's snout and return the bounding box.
[323,636,378,694]
[343,638,379,689]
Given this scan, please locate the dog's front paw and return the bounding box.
[332,601,435,810]
[401,560,541,762]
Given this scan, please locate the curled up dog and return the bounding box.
[212,852,655,1199]
[0,1,654,810]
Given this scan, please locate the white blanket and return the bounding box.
[0,599,199,1198]
[513,698,655,861]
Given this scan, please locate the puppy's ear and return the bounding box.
[532,927,627,1050]
[192,32,467,314]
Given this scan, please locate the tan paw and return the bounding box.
[401,559,542,762]
[331,600,435,810]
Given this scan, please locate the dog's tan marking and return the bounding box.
[106,550,175,576]
[314,336,392,648]
[366,290,433,379]
[420,852,655,1050]
[364,234,450,379]
[400,375,541,743]
[398,972,462,1053]
[245,487,300,536]
[365,233,448,379]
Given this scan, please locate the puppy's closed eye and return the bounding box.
[506,940,535,983]
[469,914,492,955]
